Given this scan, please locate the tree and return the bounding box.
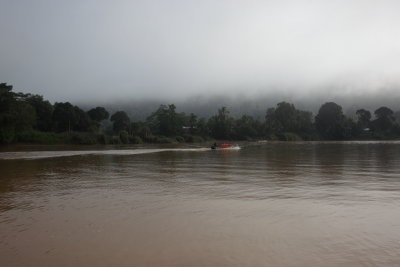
[130,121,151,139]
[87,107,109,122]
[274,102,297,132]
[265,107,278,134]
[196,118,209,137]
[25,94,53,131]
[234,115,259,140]
[0,83,14,114]
[146,104,184,136]
[265,102,313,138]
[110,111,130,133]
[74,106,91,132]
[0,84,37,143]
[52,102,78,132]
[296,110,314,136]
[372,106,395,133]
[315,102,347,140]
[356,109,371,129]
[188,113,198,135]
[208,107,235,139]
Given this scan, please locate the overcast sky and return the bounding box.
[1,0,400,103]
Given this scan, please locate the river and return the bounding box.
[1,141,400,266]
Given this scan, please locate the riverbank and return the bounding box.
[4,130,214,146]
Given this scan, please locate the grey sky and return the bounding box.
[1,0,400,103]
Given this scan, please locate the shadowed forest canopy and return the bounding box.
[1,83,400,144]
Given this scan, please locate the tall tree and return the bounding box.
[147,104,183,136]
[356,109,371,129]
[265,102,313,137]
[315,102,347,140]
[87,107,109,122]
[130,121,151,138]
[188,113,198,135]
[372,106,395,133]
[74,106,91,132]
[25,94,53,131]
[110,111,130,133]
[234,115,259,140]
[208,107,234,139]
[0,84,37,143]
[52,102,77,133]
[274,102,297,132]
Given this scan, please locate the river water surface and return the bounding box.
[1,142,400,266]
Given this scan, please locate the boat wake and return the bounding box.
[0,147,215,160]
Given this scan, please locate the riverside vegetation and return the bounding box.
[1,83,400,145]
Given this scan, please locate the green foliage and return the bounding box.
[144,135,175,143]
[183,134,204,143]
[110,111,130,133]
[98,134,110,144]
[0,127,16,144]
[16,130,67,144]
[234,115,260,140]
[12,101,37,131]
[52,102,78,132]
[74,106,91,132]
[275,102,297,132]
[187,113,198,135]
[265,102,313,137]
[0,84,37,143]
[147,104,184,136]
[130,121,151,139]
[266,134,279,141]
[315,102,346,140]
[25,94,53,131]
[119,130,129,144]
[195,118,209,137]
[4,82,400,144]
[175,136,185,143]
[208,107,235,139]
[69,133,98,145]
[129,135,143,144]
[356,109,371,129]
[87,107,109,122]
[277,132,303,141]
[371,106,395,134]
[110,136,121,144]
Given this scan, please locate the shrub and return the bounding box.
[0,127,16,144]
[97,134,110,144]
[183,134,204,143]
[267,134,278,141]
[155,136,175,143]
[119,130,129,144]
[175,136,185,143]
[69,133,97,145]
[129,135,142,144]
[278,132,302,141]
[143,135,175,143]
[110,136,121,144]
[16,130,66,144]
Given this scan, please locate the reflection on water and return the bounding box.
[1,142,400,266]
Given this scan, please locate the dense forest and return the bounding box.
[1,83,399,145]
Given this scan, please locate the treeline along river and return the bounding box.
[2,82,400,145]
[1,141,400,266]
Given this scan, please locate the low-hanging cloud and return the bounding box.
[1,0,400,103]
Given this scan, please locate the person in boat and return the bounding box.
[211,142,217,149]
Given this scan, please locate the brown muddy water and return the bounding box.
[1,142,400,267]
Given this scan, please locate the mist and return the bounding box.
[1,0,400,107]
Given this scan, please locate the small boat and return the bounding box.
[211,143,234,150]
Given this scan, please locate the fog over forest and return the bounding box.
[1,0,400,111]
[77,91,400,122]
